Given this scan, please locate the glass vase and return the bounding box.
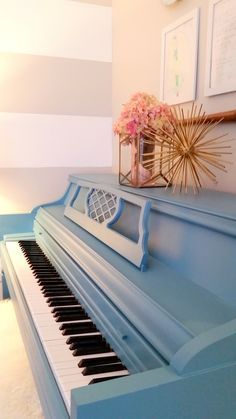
[119,134,171,188]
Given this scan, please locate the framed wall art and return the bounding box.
[160,8,199,105]
[205,0,236,96]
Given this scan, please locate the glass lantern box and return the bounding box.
[119,134,172,188]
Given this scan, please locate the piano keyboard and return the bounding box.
[6,240,129,412]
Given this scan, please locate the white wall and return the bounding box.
[0,0,112,213]
[112,0,236,194]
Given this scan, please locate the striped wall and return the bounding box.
[0,0,112,213]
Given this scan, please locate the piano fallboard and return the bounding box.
[1,173,236,419]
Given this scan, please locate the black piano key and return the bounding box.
[27,254,49,258]
[34,273,62,279]
[25,249,45,252]
[55,313,89,322]
[27,251,47,255]
[28,259,51,264]
[19,240,39,245]
[24,254,40,258]
[32,267,56,271]
[26,254,44,259]
[33,269,58,274]
[24,248,45,251]
[21,246,40,249]
[43,290,73,297]
[26,256,47,261]
[37,274,62,280]
[73,343,111,356]
[40,282,67,288]
[41,285,69,291]
[24,248,44,251]
[66,334,104,346]
[69,338,107,351]
[61,325,97,335]
[78,355,121,368]
[82,363,126,376]
[47,295,77,302]
[27,254,49,256]
[51,306,83,315]
[53,308,87,317]
[48,299,78,307]
[37,278,63,284]
[59,321,97,331]
[89,376,124,385]
[34,271,60,275]
[62,326,97,335]
[21,246,42,249]
[31,264,55,268]
[40,283,67,288]
[42,287,70,293]
[30,264,54,269]
[39,279,65,284]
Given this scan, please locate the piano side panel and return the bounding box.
[171,318,236,374]
[148,203,236,307]
[71,363,236,419]
[0,242,69,419]
[0,213,34,241]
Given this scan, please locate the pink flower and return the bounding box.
[113,92,172,144]
[126,120,136,137]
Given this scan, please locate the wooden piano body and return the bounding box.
[1,173,236,419]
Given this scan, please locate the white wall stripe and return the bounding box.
[0,0,112,62]
[0,113,112,168]
[0,167,111,214]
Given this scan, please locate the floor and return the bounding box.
[0,299,44,419]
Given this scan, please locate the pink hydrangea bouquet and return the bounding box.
[113,92,172,144]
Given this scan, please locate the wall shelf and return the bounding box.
[183,109,236,124]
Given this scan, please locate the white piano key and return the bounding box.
[61,369,129,390]
[54,360,80,370]
[44,342,115,371]
[57,367,84,377]
[46,339,69,347]
[45,345,77,363]
[27,300,53,315]
[55,351,116,369]
[33,313,57,327]
[38,326,68,341]
[56,355,123,378]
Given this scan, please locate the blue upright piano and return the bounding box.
[1,173,236,419]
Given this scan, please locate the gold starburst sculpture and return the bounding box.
[143,103,232,193]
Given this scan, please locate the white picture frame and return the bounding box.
[160,8,199,105]
[205,0,236,97]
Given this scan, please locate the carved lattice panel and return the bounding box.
[87,189,118,224]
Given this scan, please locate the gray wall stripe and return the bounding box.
[0,53,111,116]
